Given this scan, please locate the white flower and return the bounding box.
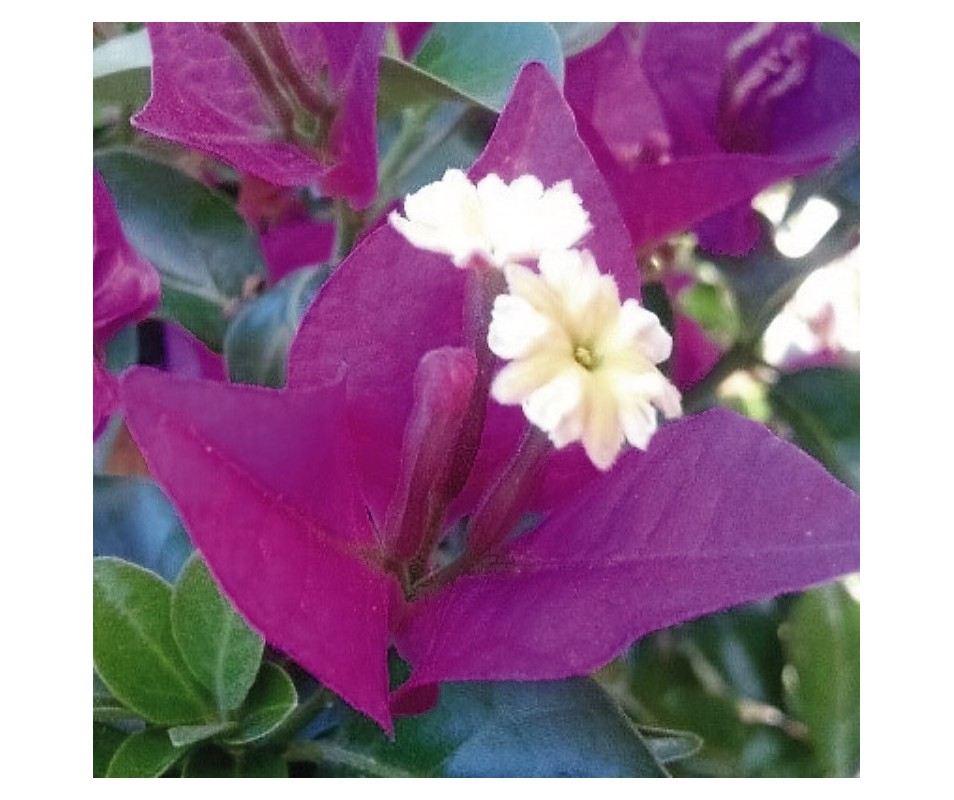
[488,249,682,470]
[388,169,591,269]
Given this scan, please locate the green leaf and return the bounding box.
[94,723,129,778]
[222,662,298,746]
[414,23,564,113]
[167,720,236,748]
[769,367,860,490]
[93,28,152,111]
[95,150,266,350]
[783,584,860,777]
[94,558,214,725]
[384,103,492,202]
[182,746,289,777]
[105,729,183,778]
[224,265,330,388]
[171,553,264,713]
[549,22,616,57]
[331,678,668,777]
[93,476,193,583]
[377,57,473,118]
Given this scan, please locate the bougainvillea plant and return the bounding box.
[93,22,860,778]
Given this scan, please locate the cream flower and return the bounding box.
[388,169,591,269]
[488,249,682,470]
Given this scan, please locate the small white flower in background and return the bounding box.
[389,169,591,269]
[488,249,682,471]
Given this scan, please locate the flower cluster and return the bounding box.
[112,61,859,736]
[391,170,681,470]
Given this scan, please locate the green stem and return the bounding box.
[284,741,415,777]
[332,199,364,262]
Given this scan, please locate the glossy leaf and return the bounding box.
[414,23,564,112]
[783,584,860,776]
[93,476,193,583]
[171,554,264,713]
[770,367,860,490]
[334,678,668,777]
[93,723,129,778]
[93,558,214,725]
[224,266,330,388]
[550,22,616,57]
[222,662,298,746]
[382,103,492,203]
[93,28,152,110]
[377,56,473,117]
[182,746,289,777]
[95,150,266,350]
[105,729,183,778]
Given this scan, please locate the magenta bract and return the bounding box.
[93,172,160,438]
[134,23,384,208]
[565,23,860,254]
[121,67,859,732]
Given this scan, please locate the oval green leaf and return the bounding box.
[222,661,298,746]
[224,265,330,388]
[413,23,564,112]
[171,553,264,714]
[94,723,129,778]
[783,584,860,777]
[167,720,236,748]
[331,678,668,777]
[95,150,266,350]
[105,729,183,778]
[93,476,193,583]
[94,558,214,725]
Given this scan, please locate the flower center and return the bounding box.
[573,344,599,370]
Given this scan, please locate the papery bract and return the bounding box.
[135,23,384,208]
[122,66,859,733]
[93,171,160,438]
[565,23,860,254]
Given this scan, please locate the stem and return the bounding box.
[284,741,415,777]
[415,425,551,597]
[332,199,364,262]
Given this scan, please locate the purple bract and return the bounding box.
[134,23,384,208]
